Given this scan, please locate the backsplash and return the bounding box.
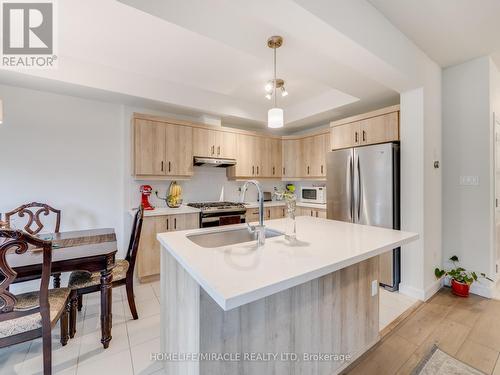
[130,167,287,208]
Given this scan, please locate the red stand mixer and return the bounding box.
[140,185,155,210]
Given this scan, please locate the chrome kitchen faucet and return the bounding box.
[241,180,266,246]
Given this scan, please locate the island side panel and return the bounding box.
[199,257,380,375]
[160,248,200,375]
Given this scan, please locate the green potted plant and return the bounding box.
[435,256,493,297]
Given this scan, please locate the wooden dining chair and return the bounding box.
[0,229,72,375]
[67,206,144,337]
[4,202,64,288]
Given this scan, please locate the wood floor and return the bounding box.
[344,287,500,375]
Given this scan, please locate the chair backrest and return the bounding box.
[4,202,61,235]
[0,229,52,323]
[125,206,144,276]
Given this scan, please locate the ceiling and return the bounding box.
[368,0,500,68]
[0,0,403,132]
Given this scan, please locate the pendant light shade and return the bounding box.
[268,107,283,128]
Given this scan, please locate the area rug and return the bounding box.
[412,345,486,375]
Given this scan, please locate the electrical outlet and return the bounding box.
[459,176,479,186]
[371,280,378,296]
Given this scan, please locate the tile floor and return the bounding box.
[0,281,163,375]
[0,282,418,375]
[379,288,418,331]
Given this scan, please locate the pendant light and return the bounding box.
[267,36,284,129]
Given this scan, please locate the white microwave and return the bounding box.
[301,187,327,204]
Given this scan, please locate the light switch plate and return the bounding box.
[459,176,480,186]
[371,280,378,296]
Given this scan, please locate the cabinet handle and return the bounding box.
[257,166,259,175]
[168,161,171,172]
[362,130,366,142]
[174,218,177,230]
[166,218,169,230]
[283,167,286,175]
[161,161,164,172]
[211,145,215,155]
[217,146,220,155]
[273,166,275,175]
[311,210,313,217]
[307,166,310,175]
[321,165,324,174]
[282,208,285,217]
[252,166,255,175]
[355,132,359,143]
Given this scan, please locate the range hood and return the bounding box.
[193,156,236,168]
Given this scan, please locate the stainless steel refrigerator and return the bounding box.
[326,142,400,290]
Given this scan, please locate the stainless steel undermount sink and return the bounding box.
[186,227,284,248]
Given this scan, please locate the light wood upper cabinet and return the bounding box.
[134,119,193,178]
[282,139,301,179]
[165,124,193,176]
[299,133,330,178]
[330,107,400,151]
[193,128,237,159]
[360,112,399,145]
[228,133,255,178]
[216,131,237,159]
[331,122,361,150]
[134,119,167,176]
[260,137,282,178]
[137,213,199,281]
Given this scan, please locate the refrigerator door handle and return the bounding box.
[357,156,362,222]
[347,154,353,221]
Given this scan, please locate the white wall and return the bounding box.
[442,57,497,296]
[0,84,126,250]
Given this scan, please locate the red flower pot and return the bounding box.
[451,279,470,297]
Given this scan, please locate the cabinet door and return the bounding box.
[282,139,300,178]
[193,128,216,157]
[253,136,265,177]
[317,209,327,219]
[331,122,361,150]
[309,133,329,177]
[165,124,193,176]
[270,206,286,219]
[169,213,199,231]
[301,137,314,177]
[233,134,255,177]
[216,131,237,159]
[246,208,260,223]
[137,216,168,280]
[134,119,166,176]
[360,112,399,145]
[271,138,283,178]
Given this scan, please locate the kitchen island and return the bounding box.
[157,216,418,375]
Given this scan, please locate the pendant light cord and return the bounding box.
[273,46,277,108]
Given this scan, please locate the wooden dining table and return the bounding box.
[7,228,118,349]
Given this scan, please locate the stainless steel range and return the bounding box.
[187,202,247,228]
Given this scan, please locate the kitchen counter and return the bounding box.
[157,216,417,311]
[244,200,327,210]
[128,205,200,217]
[158,217,418,375]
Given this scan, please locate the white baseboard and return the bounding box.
[398,284,425,300]
[469,281,493,298]
[398,279,443,301]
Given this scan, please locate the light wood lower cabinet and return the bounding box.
[245,205,286,222]
[137,213,199,281]
[296,206,327,218]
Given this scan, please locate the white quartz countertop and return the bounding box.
[129,205,201,217]
[244,201,327,210]
[157,217,418,311]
